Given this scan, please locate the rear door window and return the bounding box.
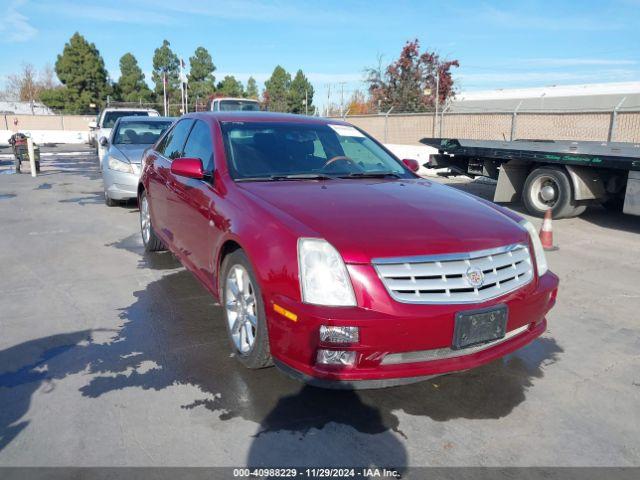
[182,120,215,172]
[158,119,194,160]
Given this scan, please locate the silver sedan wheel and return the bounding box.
[225,265,258,354]
[140,195,151,244]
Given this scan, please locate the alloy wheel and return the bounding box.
[225,265,258,354]
[140,195,151,244]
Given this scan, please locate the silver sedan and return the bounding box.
[101,116,175,206]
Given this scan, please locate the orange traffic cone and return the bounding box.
[539,209,558,251]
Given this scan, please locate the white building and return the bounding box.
[450,82,640,113]
[0,101,55,115]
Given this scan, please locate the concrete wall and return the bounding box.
[336,111,640,145]
[2,111,640,146]
[0,114,94,145]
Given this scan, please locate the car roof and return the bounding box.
[212,97,259,102]
[102,107,159,112]
[116,116,176,123]
[183,111,350,126]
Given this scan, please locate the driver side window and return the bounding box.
[158,119,194,160]
[182,120,215,172]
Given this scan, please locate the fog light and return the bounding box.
[319,325,359,344]
[316,349,356,366]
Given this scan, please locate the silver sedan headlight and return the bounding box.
[298,238,356,306]
[519,220,548,276]
[108,157,133,174]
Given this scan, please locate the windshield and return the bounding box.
[218,100,260,112]
[113,120,173,145]
[102,111,150,128]
[221,122,409,180]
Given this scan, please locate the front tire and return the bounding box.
[104,191,117,207]
[522,166,585,218]
[139,190,165,252]
[221,249,272,369]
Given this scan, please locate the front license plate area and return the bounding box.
[452,305,508,350]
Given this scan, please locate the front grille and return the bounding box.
[373,243,533,304]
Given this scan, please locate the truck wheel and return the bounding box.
[139,190,165,252]
[221,249,273,369]
[523,167,585,218]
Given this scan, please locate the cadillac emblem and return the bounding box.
[466,266,485,287]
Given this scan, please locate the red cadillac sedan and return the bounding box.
[138,111,559,388]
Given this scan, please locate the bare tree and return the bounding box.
[1,64,59,111]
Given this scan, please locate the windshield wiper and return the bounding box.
[236,173,333,182]
[337,171,402,179]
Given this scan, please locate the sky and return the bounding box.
[1,0,639,110]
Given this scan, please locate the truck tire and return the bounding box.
[221,249,273,369]
[522,166,585,218]
[139,190,165,252]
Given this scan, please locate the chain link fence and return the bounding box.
[331,109,640,145]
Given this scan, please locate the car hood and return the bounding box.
[239,178,528,263]
[112,144,148,164]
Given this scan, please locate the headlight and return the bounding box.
[108,157,133,173]
[519,220,548,276]
[298,238,356,306]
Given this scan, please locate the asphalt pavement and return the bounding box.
[0,147,638,469]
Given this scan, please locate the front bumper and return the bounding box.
[267,271,559,388]
[102,165,141,200]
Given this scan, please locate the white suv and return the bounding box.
[209,97,260,112]
[90,108,160,169]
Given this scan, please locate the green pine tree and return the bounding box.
[216,75,244,98]
[51,32,110,112]
[245,76,259,99]
[264,66,291,112]
[188,46,216,107]
[117,53,153,102]
[152,40,180,106]
[288,69,314,114]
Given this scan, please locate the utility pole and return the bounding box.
[326,83,331,116]
[305,89,308,115]
[434,70,440,137]
[339,82,346,117]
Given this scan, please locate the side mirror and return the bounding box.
[171,157,204,179]
[88,121,97,129]
[99,137,109,147]
[402,158,420,173]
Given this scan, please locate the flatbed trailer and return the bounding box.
[421,138,640,218]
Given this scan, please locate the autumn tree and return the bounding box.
[366,39,459,112]
[245,76,259,99]
[116,53,153,102]
[152,40,180,103]
[216,75,244,97]
[288,69,314,114]
[188,46,216,105]
[346,90,374,115]
[264,66,291,112]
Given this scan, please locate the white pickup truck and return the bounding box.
[89,108,160,169]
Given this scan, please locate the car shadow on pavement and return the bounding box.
[0,264,563,467]
[105,233,181,270]
[578,206,640,234]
